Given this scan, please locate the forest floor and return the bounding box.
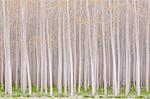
[0,85,150,98]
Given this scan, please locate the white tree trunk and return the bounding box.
[0,31,4,89]
[108,0,117,95]
[46,15,53,95]
[78,0,83,93]
[67,0,74,95]
[101,0,107,95]
[73,0,77,93]
[146,0,150,92]
[86,0,95,96]
[125,0,131,95]
[20,0,32,94]
[57,5,63,94]
[63,12,67,95]
[117,0,121,94]
[2,0,12,95]
[134,0,141,95]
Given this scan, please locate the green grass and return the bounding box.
[0,84,150,98]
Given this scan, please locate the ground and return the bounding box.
[0,85,150,98]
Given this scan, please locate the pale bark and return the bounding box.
[63,12,67,95]
[108,0,117,95]
[146,0,150,92]
[125,0,131,95]
[86,0,95,96]
[20,0,32,94]
[0,30,4,89]
[134,0,141,95]
[78,0,83,93]
[2,0,12,95]
[93,1,99,91]
[117,0,121,94]
[15,33,19,89]
[101,0,107,95]
[67,0,74,95]
[57,4,63,94]
[73,0,77,93]
[36,0,40,91]
[46,16,53,96]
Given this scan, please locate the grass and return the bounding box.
[0,84,150,98]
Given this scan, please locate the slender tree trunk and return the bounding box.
[20,0,32,94]
[78,0,83,93]
[57,4,63,94]
[46,15,53,96]
[108,0,117,95]
[39,0,45,92]
[67,0,74,95]
[62,12,67,95]
[36,0,40,91]
[125,0,131,95]
[146,0,150,92]
[41,0,47,93]
[134,0,141,95]
[0,30,4,89]
[86,0,95,96]
[84,29,88,91]
[93,0,99,91]
[73,0,77,93]
[117,0,121,94]
[15,32,19,89]
[101,0,107,95]
[2,0,12,95]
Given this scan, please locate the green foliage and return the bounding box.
[0,84,150,98]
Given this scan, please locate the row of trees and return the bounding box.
[0,0,149,96]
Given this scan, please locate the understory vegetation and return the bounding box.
[0,84,150,98]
